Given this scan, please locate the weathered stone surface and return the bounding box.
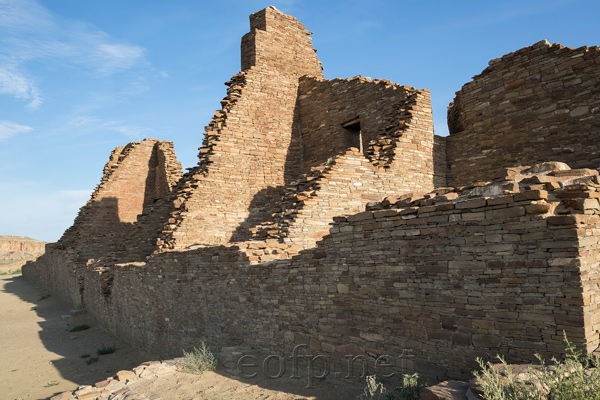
[116,370,136,382]
[421,380,469,400]
[447,41,600,187]
[50,392,72,400]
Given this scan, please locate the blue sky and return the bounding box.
[1,0,598,242]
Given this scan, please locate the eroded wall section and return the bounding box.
[59,139,182,261]
[239,79,442,249]
[447,40,600,186]
[158,7,323,249]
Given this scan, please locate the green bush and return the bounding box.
[181,342,219,374]
[97,345,116,355]
[474,331,600,400]
[85,357,98,365]
[70,324,90,332]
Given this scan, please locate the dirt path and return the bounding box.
[0,275,149,400]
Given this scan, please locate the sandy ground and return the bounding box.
[0,274,365,400]
[0,274,149,400]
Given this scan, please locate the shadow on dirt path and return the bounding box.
[0,275,150,400]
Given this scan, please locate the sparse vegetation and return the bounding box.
[79,354,90,358]
[357,374,424,400]
[29,306,36,311]
[85,357,99,365]
[37,294,51,301]
[97,345,116,355]
[181,342,219,374]
[391,373,423,400]
[0,268,21,276]
[474,331,600,400]
[70,324,90,332]
[357,375,386,400]
[43,380,59,387]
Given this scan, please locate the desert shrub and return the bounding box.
[357,374,424,400]
[474,332,600,400]
[85,357,98,365]
[181,341,219,374]
[70,324,90,332]
[97,345,116,355]
[392,373,423,400]
[357,375,386,400]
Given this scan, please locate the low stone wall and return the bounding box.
[22,243,84,307]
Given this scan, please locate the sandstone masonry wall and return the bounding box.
[47,164,598,382]
[60,139,182,261]
[247,148,438,250]
[298,76,433,171]
[158,7,323,250]
[446,40,600,186]
[238,80,441,249]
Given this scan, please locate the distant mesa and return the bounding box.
[0,235,46,272]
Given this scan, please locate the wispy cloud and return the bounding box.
[66,115,101,128]
[102,121,148,139]
[0,0,151,108]
[0,65,41,109]
[0,120,33,140]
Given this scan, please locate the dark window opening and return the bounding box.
[342,117,362,153]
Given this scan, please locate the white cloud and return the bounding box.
[102,121,147,139]
[92,43,146,75]
[0,66,41,109]
[0,0,150,107]
[66,115,101,128]
[0,120,33,140]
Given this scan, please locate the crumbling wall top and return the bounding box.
[241,6,323,77]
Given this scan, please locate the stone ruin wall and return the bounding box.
[157,6,442,251]
[58,138,182,262]
[447,40,600,187]
[157,7,324,250]
[21,7,600,383]
[72,164,600,382]
[239,76,442,249]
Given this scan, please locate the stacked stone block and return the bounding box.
[158,6,324,250]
